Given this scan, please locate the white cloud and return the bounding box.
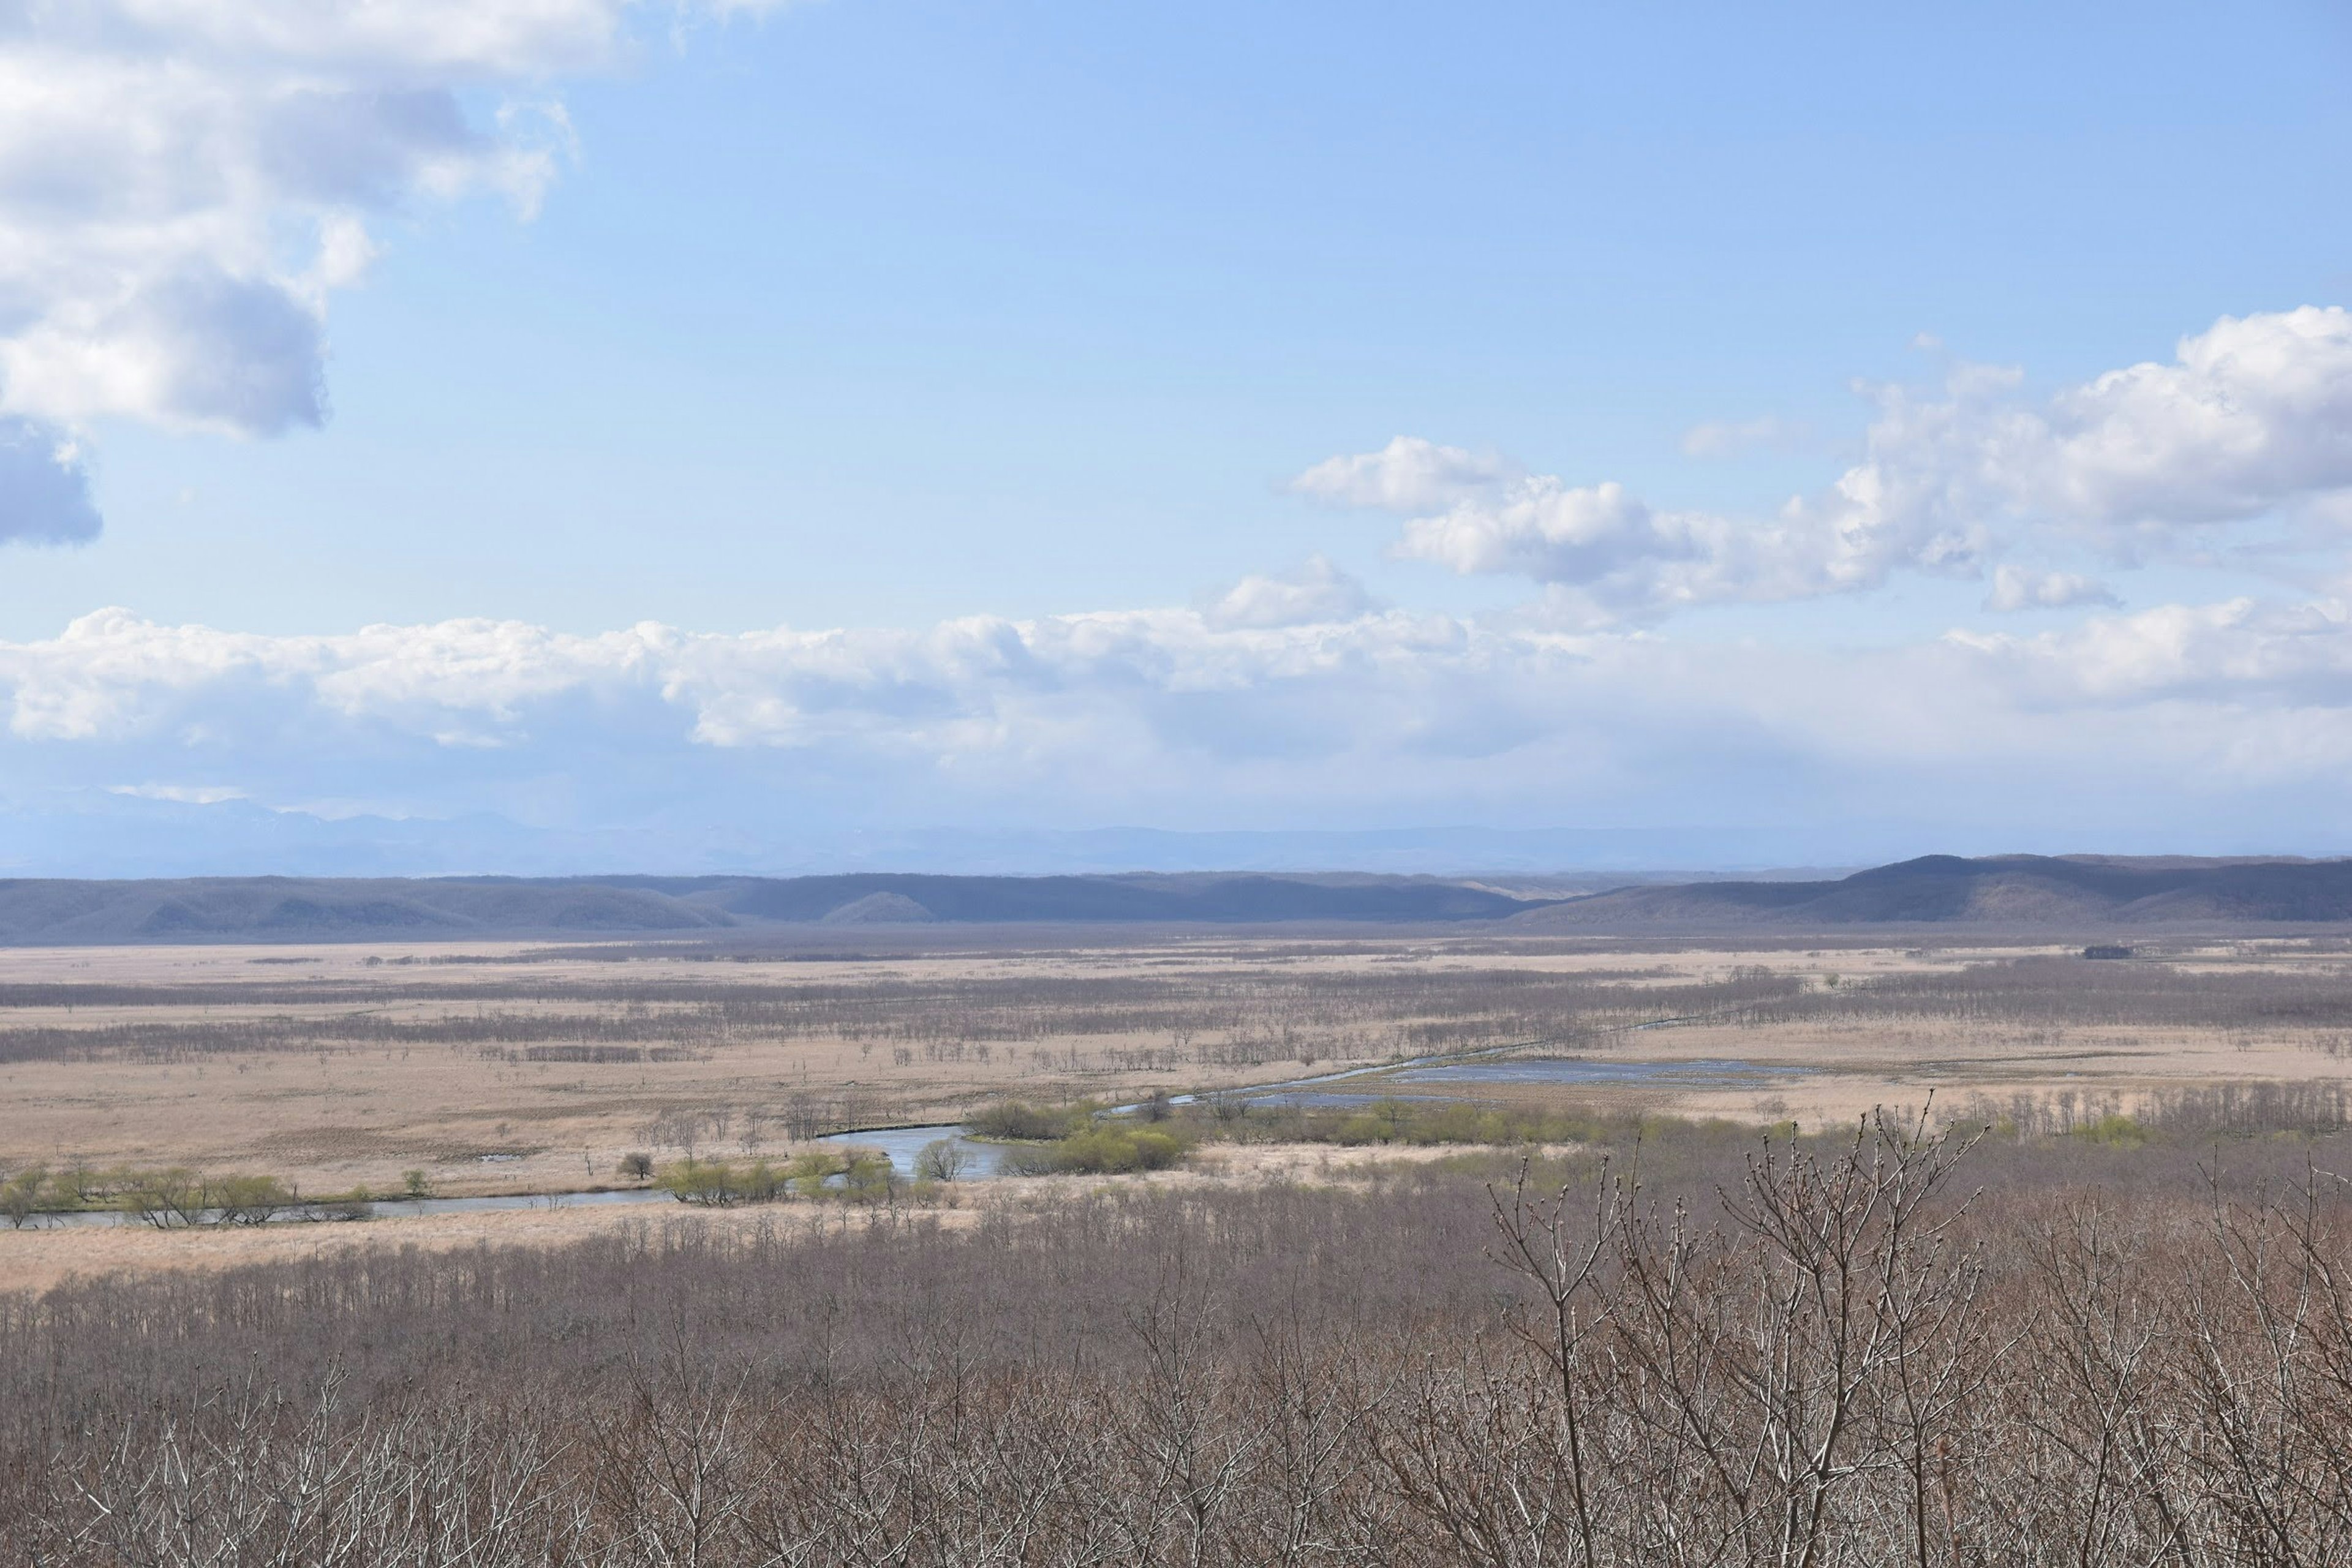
[1202,556,1378,630]
[1384,470,1981,624]
[0,604,1585,825]
[1302,413,2000,623]
[1983,565,2119,612]
[1301,306,2352,623]
[1827,307,2352,555]
[106,781,247,804]
[1950,595,2352,707]
[2040,306,2352,530]
[1286,435,1520,513]
[13,592,2352,841]
[0,0,780,538]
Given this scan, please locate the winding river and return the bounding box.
[18,1011,1807,1228]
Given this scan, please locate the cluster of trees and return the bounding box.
[967,1099,1189,1176]
[657,1150,903,1207]
[21,1118,2352,1560]
[999,1125,1188,1176]
[0,1166,47,1227]
[0,1163,368,1228]
[965,1099,1092,1139]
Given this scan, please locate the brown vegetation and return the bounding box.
[10,932,2352,1206]
[14,1117,2352,1562]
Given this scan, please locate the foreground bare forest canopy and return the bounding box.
[17,1118,2352,1563]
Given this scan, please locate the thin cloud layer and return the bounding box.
[1951,595,2352,707]
[9,595,2352,841]
[1286,436,1520,513]
[1679,416,1809,458]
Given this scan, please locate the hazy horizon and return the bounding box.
[4,802,2347,884]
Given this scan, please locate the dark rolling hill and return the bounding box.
[674,872,1537,925]
[12,856,2350,942]
[0,872,1552,943]
[1510,854,2352,929]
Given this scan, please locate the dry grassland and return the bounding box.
[1,938,1428,1200]
[7,928,2352,1286]
[0,934,1768,1199]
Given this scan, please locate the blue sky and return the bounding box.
[2,0,2351,872]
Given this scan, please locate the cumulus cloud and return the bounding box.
[1983,565,2119,612]
[2040,306,2352,530]
[1303,414,2000,624]
[1372,467,1982,624]
[1286,436,1520,513]
[1202,556,1378,630]
[0,0,780,540]
[1301,306,2352,623]
[1821,307,2352,556]
[1389,478,1905,619]
[0,416,102,544]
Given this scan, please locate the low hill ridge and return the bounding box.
[8,856,2351,942]
[0,872,1547,943]
[1510,853,2352,929]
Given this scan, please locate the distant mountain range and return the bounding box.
[7,855,2352,943]
[1512,854,2352,929]
[0,872,1551,943]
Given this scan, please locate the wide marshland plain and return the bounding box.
[6,926,2352,1278]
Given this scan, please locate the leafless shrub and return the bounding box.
[23,1120,2352,1561]
[915,1139,970,1182]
